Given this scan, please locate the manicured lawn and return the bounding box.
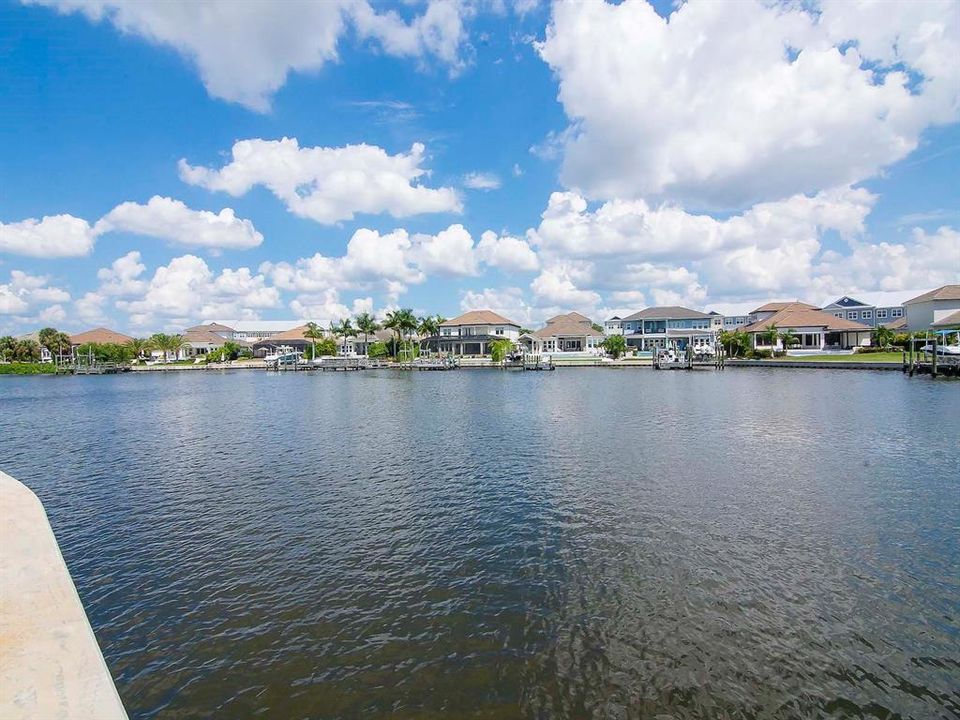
[773,352,903,363]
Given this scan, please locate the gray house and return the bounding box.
[821,296,904,328]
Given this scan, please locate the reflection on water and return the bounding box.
[1,369,958,718]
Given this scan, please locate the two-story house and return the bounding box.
[436,310,521,356]
[620,306,718,351]
[821,296,904,328]
[903,285,960,331]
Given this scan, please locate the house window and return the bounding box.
[847,311,858,319]
[835,312,843,318]
[495,327,504,335]
[877,309,887,319]
[862,310,872,319]
[892,308,903,317]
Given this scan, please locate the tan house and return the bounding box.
[742,303,871,351]
[520,312,604,355]
[69,327,134,347]
[903,285,960,331]
[180,327,251,358]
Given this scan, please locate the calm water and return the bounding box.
[1,369,958,719]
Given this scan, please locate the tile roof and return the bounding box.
[621,306,712,321]
[533,320,604,339]
[931,310,960,328]
[904,285,960,304]
[545,311,593,326]
[184,322,234,334]
[441,310,519,327]
[750,301,819,313]
[884,316,907,330]
[253,325,319,343]
[742,303,871,333]
[182,328,251,346]
[69,327,135,345]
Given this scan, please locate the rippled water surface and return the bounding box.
[2,369,958,719]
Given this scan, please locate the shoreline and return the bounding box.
[1,359,917,375]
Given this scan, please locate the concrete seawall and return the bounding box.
[0,470,127,719]
[725,360,901,370]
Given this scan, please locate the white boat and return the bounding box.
[657,348,686,369]
[920,344,960,356]
[264,345,302,366]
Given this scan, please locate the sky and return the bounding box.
[1,0,959,335]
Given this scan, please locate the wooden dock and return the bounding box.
[902,340,960,377]
[402,358,458,371]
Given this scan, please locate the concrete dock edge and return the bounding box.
[0,470,127,720]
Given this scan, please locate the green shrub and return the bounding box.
[856,346,903,354]
[0,362,57,375]
[368,341,388,358]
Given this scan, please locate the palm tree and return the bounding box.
[382,311,402,358]
[762,323,779,351]
[167,334,186,362]
[873,325,895,349]
[304,321,324,358]
[396,308,419,361]
[355,312,379,356]
[417,315,439,354]
[149,333,169,362]
[127,337,150,363]
[339,318,357,355]
[601,334,627,359]
[0,336,15,362]
[778,328,798,351]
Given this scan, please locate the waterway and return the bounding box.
[1,369,958,718]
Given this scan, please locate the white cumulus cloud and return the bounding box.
[179,139,461,224]
[0,214,96,257]
[29,0,471,111]
[538,0,960,208]
[96,196,263,251]
[116,254,281,328]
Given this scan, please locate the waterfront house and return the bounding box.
[251,325,325,357]
[721,314,751,329]
[210,320,303,342]
[603,316,624,335]
[742,303,871,351]
[353,328,403,356]
[903,285,960,331]
[435,310,521,356]
[521,312,605,355]
[821,296,904,328]
[69,327,134,348]
[181,326,252,358]
[620,306,719,351]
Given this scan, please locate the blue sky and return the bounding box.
[1,0,958,335]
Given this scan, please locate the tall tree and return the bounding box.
[0,336,15,362]
[778,328,798,350]
[601,334,627,359]
[762,323,779,351]
[127,337,150,362]
[873,325,895,349]
[304,321,324,358]
[355,312,379,356]
[417,315,439,353]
